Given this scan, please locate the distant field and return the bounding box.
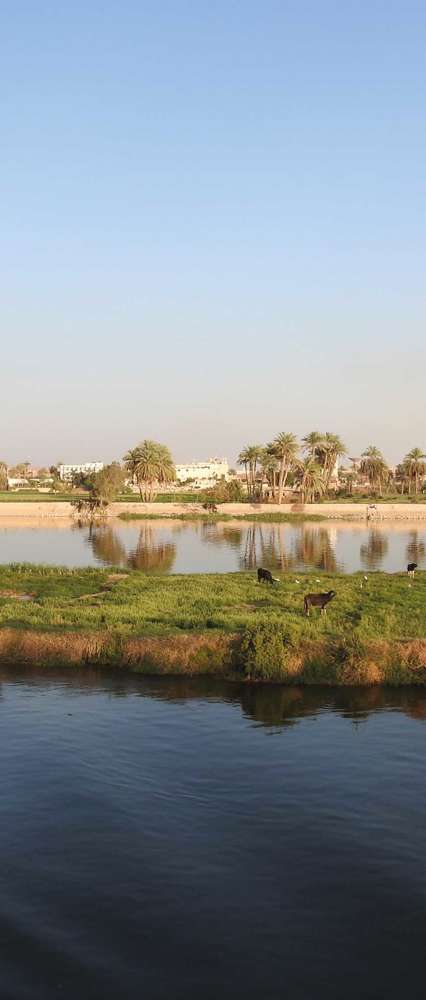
[0,491,211,504]
[1,490,425,507]
[0,492,81,503]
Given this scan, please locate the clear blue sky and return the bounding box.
[2,0,425,466]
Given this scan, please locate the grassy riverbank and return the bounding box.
[0,566,425,684]
[118,511,327,523]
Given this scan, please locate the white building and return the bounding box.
[58,462,104,482]
[175,458,229,488]
[7,477,30,489]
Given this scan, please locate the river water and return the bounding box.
[0,670,425,999]
[0,517,425,572]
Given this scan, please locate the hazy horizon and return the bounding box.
[3,1,425,467]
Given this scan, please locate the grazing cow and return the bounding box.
[304,590,336,616]
[257,567,279,585]
[407,562,418,578]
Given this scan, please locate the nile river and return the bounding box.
[0,517,425,572]
[1,671,425,998]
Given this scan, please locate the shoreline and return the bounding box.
[0,628,425,685]
[1,500,426,520]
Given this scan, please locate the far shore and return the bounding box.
[2,499,426,520]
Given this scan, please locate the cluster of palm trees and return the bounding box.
[123,440,176,501]
[346,446,426,497]
[395,448,426,495]
[238,436,426,501]
[238,432,346,502]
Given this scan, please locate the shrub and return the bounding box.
[238,623,297,681]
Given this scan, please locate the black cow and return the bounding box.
[304,590,336,616]
[407,562,418,577]
[257,568,279,585]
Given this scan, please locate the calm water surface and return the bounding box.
[0,670,425,999]
[0,517,426,572]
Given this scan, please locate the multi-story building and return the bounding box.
[175,458,229,488]
[58,462,104,482]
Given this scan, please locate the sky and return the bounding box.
[2,0,425,466]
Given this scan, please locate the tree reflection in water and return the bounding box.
[78,518,426,576]
[293,526,338,573]
[82,675,426,730]
[360,529,389,570]
[406,530,426,568]
[88,524,127,566]
[3,668,426,729]
[127,525,176,572]
[238,523,338,573]
[88,524,176,573]
[238,523,292,571]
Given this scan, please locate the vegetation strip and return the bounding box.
[117,511,327,523]
[0,565,425,683]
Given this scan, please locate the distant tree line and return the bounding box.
[237,434,426,502]
[1,436,426,507]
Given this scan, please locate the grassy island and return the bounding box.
[0,565,425,684]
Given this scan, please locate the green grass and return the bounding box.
[0,491,84,502]
[118,511,327,523]
[0,564,424,641]
[2,489,426,509]
[1,565,426,682]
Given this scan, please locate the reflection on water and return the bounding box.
[2,666,426,729]
[1,669,426,1000]
[406,529,426,566]
[237,524,338,572]
[292,525,338,572]
[85,520,426,574]
[1,517,426,573]
[89,523,176,572]
[360,528,389,569]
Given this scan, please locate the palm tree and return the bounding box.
[269,432,299,503]
[302,432,324,461]
[296,458,326,503]
[123,440,175,501]
[259,448,278,500]
[360,446,389,496]
[0,461,8,491]
[402,448,426,496]
[394,463,408,495]
[123,447,142,494]
[237,447,250,496]
[321,433,346,489]
[302,432,346,491]
[238,445,263,500]
[340,468,355,496]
